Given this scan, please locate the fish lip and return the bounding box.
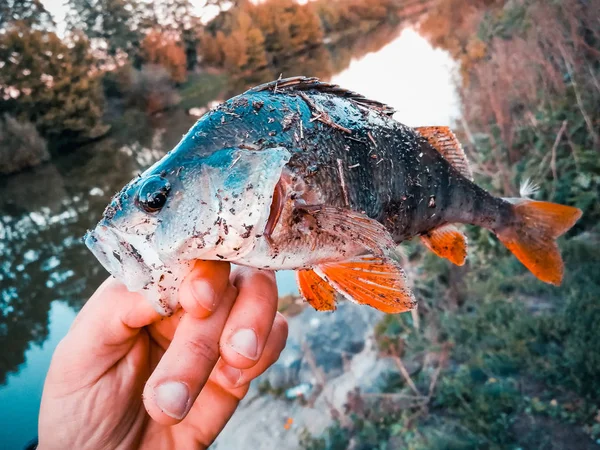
[85,224,152,291]
[85,224,125,279]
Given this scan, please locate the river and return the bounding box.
[0,25,459,449]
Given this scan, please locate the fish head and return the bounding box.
[85,145,291,315]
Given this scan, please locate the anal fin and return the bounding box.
[315,255,416,314]
[297,269,337,311]
[420,224,468,266]
[415,126,473,181]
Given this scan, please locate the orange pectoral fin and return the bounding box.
[420,224,468,266]
[316,255,416,314]
[297,269,337,311]
[294,204,396,257]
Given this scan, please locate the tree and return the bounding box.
[66,0,142,60]
[0,114,49,174]
[0,0,54,30]
[140,30,187,83]
[149,0,200,70]
[288,1,323,53]
[0,24,109,145]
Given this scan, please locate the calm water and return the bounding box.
[0,26,459,449]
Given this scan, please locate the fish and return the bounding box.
[84,76,582,316]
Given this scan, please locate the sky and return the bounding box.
[41,0,67,34]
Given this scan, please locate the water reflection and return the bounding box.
[331,27,461,126]
[0,23,460,449]
[224,21,408,96]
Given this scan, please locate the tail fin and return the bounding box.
[496,199,582,285]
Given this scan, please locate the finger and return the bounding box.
[178,260,231,319]
[219,268,279,369]
[174,314,288,448]
[143,284,238,425]
[212,312,288,390]
[49,277,160,386]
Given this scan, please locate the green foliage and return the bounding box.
[66,0,142,59]
[0,24,109,148]
[0,0,54,30]
[125,65,181,114]
[0,114,49,174]
[177,72,228,111]
[303,237,600,449]
[477,2,529,42]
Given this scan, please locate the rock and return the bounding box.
[261,342,303,391]
[297,301,382,379]
[213,301,400,450]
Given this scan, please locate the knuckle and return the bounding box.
[184,337,220,363]
[273,314,289,346]
[274,312,289,332]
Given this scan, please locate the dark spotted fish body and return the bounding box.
[236,79,508,249]
[86,77,582,316]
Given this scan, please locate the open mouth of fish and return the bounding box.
[85,224,153,292]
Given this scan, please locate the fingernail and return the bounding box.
[154,381,190,420]
[228,328,258,360]
[192,280,216,311]
[220,365,242,387]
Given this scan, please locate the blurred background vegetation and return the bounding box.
[302,0,600,448]
[0,0,599,448]
[0,0,411,173]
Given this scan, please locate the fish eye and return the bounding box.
[136,175,171,213]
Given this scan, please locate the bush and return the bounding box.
[0,25,109,145]
[125,65,181,114]
[0,114,49,174]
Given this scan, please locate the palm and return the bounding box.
[39,265,286,450]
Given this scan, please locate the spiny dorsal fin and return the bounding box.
[420,224,468,266]
[249,76,396,116]
[416,126,473,181]
[314,254,417,314]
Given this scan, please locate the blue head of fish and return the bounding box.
[85,143,291,315]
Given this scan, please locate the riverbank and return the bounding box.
[296,0,600,447]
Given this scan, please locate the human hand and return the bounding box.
[38,262,287,449]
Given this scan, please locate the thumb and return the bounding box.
[48,276,160,385]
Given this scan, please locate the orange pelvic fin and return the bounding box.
[420,224,468,266]
[497,199,582,285]
[296,269,337,311]
[315,254,416,314]
[415,126,473,180]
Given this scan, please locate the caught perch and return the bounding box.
[85,76,582,316]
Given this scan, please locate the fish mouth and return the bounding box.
[85,224,152,292]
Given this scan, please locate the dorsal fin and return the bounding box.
[415,126,473,181]
[249,76,395,116]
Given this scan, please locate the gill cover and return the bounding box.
[155,146,292,262]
